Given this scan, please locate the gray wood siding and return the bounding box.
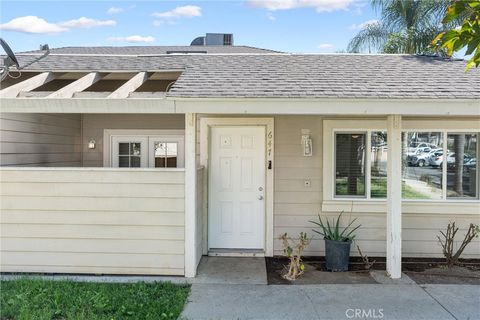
[0,168,185,275]
[0,113,81,166]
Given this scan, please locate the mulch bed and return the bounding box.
[266,256,480,285]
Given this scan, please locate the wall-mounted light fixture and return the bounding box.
[301,129,313,157]
[88,139,96,149]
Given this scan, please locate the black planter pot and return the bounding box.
[325,238,351,272]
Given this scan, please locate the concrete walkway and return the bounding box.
[181,257,479,320]
[182,283,479,320]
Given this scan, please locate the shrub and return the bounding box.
[279,232,310,281]
[437,222,479,267]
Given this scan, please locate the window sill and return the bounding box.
[322,200,480,215]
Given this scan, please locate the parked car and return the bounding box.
[447,153,473,169]
[428,149,444,167]
[408,151,431,167]
[464,158,477,170]
[408,142,437,150]
[407,146,437,166]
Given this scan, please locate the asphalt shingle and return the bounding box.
[19,45,280,55]
[4,52,480,99]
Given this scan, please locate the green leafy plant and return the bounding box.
[309,212,361,242]
[279,232,310,281]
[432,0,480,70]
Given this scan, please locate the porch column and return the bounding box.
[387,115,402,279]
[185,113,197,277]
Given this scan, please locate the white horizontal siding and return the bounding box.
[0,168,185,275]
[0,113,82,166]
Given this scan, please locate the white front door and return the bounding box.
[208,126,266,250]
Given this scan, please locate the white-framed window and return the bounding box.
[324,120,479,202]
[334,130,388,199]
[104,130,185,168]
[112,136,148,168]
[149,136,183,168]
[402,131,478,200]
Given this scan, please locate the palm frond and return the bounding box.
[347,21,389,53]
[349,0,453,54]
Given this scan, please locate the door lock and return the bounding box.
[257,195,264,200]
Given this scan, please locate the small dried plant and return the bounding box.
[279,232,310,281]
[357,245,375,270]
[437,222,479,267]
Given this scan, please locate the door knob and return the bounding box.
[258,195,264,200]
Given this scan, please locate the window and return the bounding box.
[333,129,479,201]
[447,133,477,199]
[335,133,366,197]
[334,131,387,199]
[153,142,178,168]
[111,136,148,168]
[371,132,388,198]
[118,142,142,168]
[402,132,443,199]
[109,132,184,168]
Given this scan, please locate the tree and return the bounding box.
[348,0,451,54]
[431,1,480,70]
[453,134,465,197]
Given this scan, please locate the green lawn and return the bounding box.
[0,278,190,320]
[336,178,429,199]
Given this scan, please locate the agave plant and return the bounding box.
[309,212,361,242]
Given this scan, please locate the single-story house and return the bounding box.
[1,43,479,279]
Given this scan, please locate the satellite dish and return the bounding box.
[1,38,20,69]
[1,38,20,81]
[190,36,205,46]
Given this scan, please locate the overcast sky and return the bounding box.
[0,0,381,53]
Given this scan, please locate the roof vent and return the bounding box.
[190,33,233,46]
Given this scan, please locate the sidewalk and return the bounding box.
[181,257,479,320]
[181,283,478,320]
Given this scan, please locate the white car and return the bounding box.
[428,149,444,167]
[408,151,431,167]
[465,158,477,171]
[446,153,473,168]
[406,146,435,166]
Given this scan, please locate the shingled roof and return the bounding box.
[19,45,280,55]
[5,50,480,100]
